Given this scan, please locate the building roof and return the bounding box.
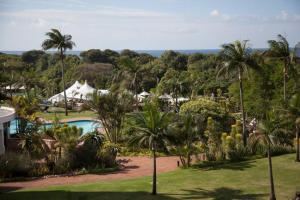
[0,107,15,123]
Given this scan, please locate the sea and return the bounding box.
[0,49,221,57]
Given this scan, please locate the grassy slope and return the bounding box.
[37,107,97,121]
[1,154,299,200]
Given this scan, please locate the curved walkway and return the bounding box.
[0,156,179,192]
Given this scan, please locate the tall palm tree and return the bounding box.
[118,57,142,110]
[42,29,75,116]
[217,40,259,146]
[288,94,300,162]
[128,103,171,195]
[249,117,277,200]
[267,34,291,103]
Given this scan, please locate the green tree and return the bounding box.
[19,126,46,159]
[249,116,277,200]
[118,57,143,109]
[169,113,202,167]
[217,40,259,146]
[10,95,39,134]
[157,69,191,112]
[160,50,188,71]
[89,91,134,144]
[288,94,300,161]
[267,34,292,103]
[128,103,171,195]
[52,124,83,159]
[42,29,75,116]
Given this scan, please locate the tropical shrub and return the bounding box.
[0,153,33,178]
[72,131,105,169]
[97,141,120,168]
[180,98,226,119]
[221,120,244,161]
[167,114,203,167]
[180,98,233,132]
[88,90,134,144]
[204,117,222,161]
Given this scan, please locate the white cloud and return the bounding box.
[210,9,219,17]
[209,9,231,21]
[32,18,47,28]
[275,10,300,22]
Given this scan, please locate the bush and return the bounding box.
[97,142,119,168]
[29,163,50,177]
[53,157,72,174]
[252,143,294,157]
[226,147,250,161]
[72,140,99,169]
[180,98,226,119]
[0,153,33,178]
[180,98,233,132]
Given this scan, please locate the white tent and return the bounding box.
[177,97,189,102]
[48,93,65,103]
[98,89,109,96]
[74,80,96,100]
[5,84,25,90]
[48,80,83,103]
[159,94,172,100]
[139,91,150,97]
[65,80,83,99]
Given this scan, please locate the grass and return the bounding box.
[37,107,97,121]
[1,154,299,200]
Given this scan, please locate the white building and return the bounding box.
[0,106,15,154]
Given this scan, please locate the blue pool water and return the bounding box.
[9,119,101,135]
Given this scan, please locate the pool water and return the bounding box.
[9,119,101,135]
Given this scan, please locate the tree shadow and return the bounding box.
[193,160,255,171]
[0,191,179,200]
[171,187,267,200]
[0,186,23,193]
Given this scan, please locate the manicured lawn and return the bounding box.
[37,107,97,121]
[1,154,299,200]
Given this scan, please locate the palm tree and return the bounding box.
[42,29,75,116]
[168,113,200,167]
[118,57,142,110]
[217,40,259,146]
[249,117,277,200]
[128,103,171,195]
[288,94,300,162]
[267,34,291,103]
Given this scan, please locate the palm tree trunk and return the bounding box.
[238,67,247,146]
[283,64,287,103]
[187,151,191,167]
[268,144,276,200]
[175,88,178,113]
[60,48,68,116]
[296,125,299,162]
[135,81,138,111]
[152,145,157,195]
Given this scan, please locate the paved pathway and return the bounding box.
[0,156,179,192]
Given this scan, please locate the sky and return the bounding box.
[0,0,299,50]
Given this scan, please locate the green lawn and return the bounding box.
[1,154,299,200]
[37,107,97,121]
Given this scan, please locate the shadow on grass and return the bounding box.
[0,186,23,193]
[0,191,178,200]
[170,187,267,200]
[192,160,256,171]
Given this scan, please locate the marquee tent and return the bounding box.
[73,80,96,100]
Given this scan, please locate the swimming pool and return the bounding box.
[9,119,101,135]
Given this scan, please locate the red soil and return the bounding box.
[0,156,180,191]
